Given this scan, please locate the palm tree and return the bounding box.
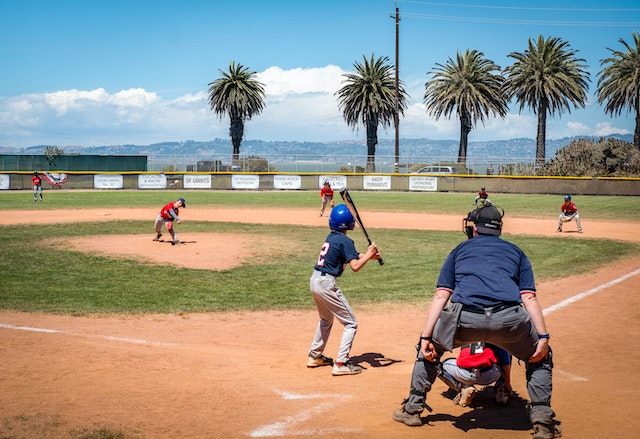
[207,61,266,162]
[503,35,590,167]
[424,49,508,165]
[597,32,640,150]
[336,54,408,172]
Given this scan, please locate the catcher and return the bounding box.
[319,180,334,217]
[557,194,583,233]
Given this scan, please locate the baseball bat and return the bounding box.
[339,189,384,266]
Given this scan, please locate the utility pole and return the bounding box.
[391,6,400,173]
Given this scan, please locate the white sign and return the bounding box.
[273,174,302,190]
[231,174,260,189]
[94,174,123,189]
[319,175,347,191]
[409,176,438,191]
[138,174,167,189]
[363,175,391,190]
[184,174,211,189]
[0,174,9,190]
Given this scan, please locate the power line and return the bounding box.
[397,1,640,13]
[402,12,640,27]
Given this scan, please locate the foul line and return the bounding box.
[0,323,178,347]
[543,268,640,315]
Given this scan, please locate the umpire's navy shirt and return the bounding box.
[314,231,359,277]
[437,235,536,307]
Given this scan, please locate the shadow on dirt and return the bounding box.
[421,387,536,432]
[350,352,402,370]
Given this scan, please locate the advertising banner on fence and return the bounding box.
[138,174,167,189]
[94,174,123,189]
[363,175,391,190]
[0,174,9,190]
[318,175,347,191]
[409,176,438,191]
[231,174,260,189]
[273,175,302,190]
[184,174,211,189]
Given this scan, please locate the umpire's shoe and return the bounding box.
[532,422,562,439]
[392,406,422,427]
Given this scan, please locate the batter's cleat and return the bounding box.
[556,228,562,232]
[306,354,333,368]
[454,386,477,407]
[578,229,583,233]
[532,422,562,439]
[332,361,362,376]
[392,406,422,427]
[172,239,180,245]
[153,233,163,241]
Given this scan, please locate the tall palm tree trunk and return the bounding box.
[535,101,548,169]
[635,97,640,150]
[366,119,378,172]
[230,117,244,162]
[458,111,471,164]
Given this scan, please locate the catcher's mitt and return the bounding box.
[330,199,335,208]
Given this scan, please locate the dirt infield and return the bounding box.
[1,207,640,438]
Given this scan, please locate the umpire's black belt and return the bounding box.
[462,302,520,314]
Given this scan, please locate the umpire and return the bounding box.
[393,204,560,439]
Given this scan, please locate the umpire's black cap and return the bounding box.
[469,205,504,236]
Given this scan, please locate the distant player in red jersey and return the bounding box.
[557,194,583,233]
[153,198,186,245]
[319,180,334,217]
[32,171,43,202]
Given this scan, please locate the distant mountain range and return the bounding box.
[2,134,633,160]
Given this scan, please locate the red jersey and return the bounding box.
[32,175,42,186]
[320,185,334,198]
[159,202,179,221]
[561,201,578,215]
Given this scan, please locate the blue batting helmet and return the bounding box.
[329,204,355,231]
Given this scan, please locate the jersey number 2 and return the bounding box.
[316,242,330,266]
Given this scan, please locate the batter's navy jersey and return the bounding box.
[437,235,536,307]
[314,231,360,277]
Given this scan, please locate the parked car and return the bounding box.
[413,165,458,174]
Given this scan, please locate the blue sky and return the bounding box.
[1,0,638,150]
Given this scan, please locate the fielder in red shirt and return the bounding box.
[319,181,334,217]
[154,197,186,245]
[32,171,43,202]
[557,194,583,233]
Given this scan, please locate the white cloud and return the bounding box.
[594,122,630,136]
[257,65,344,95]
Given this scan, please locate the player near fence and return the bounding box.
[32,171,43,202]
[319,180,334,216]
[557,194,582,233]
[392,204,560,439]
[307,204,381,376]
[153,198,186,245]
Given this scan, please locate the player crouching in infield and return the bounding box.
[153,197,186,245]
[307,204,381,376]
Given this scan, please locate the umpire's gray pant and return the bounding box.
[403,304,554,425]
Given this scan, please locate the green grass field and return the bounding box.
[1,190,638,314]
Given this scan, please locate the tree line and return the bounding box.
[207,33,640,174]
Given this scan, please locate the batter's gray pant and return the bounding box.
[308,270,358,364]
